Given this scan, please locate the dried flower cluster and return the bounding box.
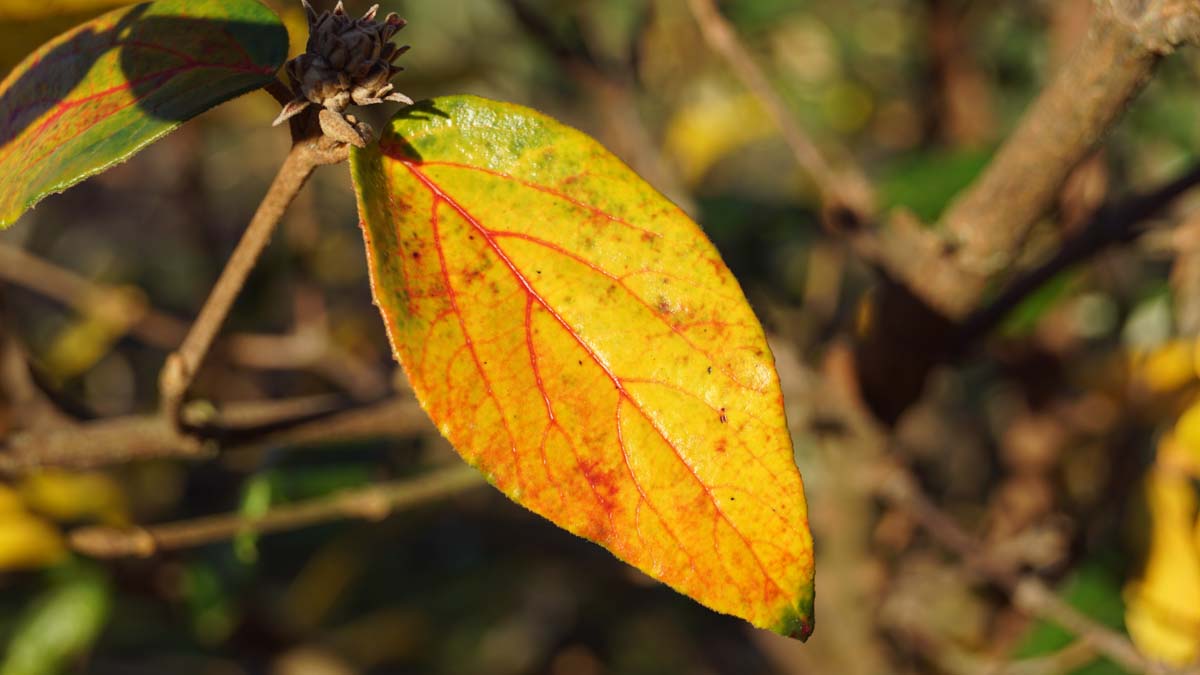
[274,1,412,146]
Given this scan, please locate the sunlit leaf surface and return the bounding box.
[352,95,815,639]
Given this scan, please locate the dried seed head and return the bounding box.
[274,1,413,133]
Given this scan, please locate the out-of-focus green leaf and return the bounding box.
[0,569,111,675]
[234,473,275,565]
[183,563,235,646]
[1012,561,1131,675]
[999,270,1080,337]
[879,148,992,222]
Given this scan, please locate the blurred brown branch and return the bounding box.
[0,394,430,477]
[158,135,352,424]
[852,0,1200,423]
[874,459,1200,675]
[685,0,877,239]
[0,243,386,398]
[918,0,1200,318]
[69,463,485,558]
[959,161,1200,344]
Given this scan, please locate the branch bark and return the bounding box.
[852,0,1200,423]
[69,464,485,558]
[158,137,350,423]
[0,396,429,477]
[0,243,386,398]
[901,0,1200,319]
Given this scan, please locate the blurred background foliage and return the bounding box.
[2,0,1200,673]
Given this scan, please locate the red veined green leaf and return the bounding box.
[0,0,287,228]
[350,95,815,639]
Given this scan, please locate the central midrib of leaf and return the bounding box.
[396,156,792,604]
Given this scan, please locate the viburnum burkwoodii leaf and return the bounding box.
[0,0,288,228]
[350,95,816,639]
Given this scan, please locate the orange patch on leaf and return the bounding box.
[351,95,815,638]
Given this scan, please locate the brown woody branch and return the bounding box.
[69,463,484,558]
[899,0,1200,319]
[158,134,350,423]
[959,161,1200,344]
[851,0,1200,423]
[0,395,429,477]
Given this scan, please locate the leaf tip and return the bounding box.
[771,580,816,642]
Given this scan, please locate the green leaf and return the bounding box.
[0,0,288,228]
[879,148,992,223]
[1013,560,1132,675]
[0,569,112,675]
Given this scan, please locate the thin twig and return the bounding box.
[910,0,1200,318]
[873,460,1198,675]
[0,415,209,475]
[685,0,875,229]
[264,76,296,107]
[0,243,386,398]
[158,138,350,423]
[958,161,1200,345]
[851,1,1200,423]
[0,395,429,477]
[69,464,485,558]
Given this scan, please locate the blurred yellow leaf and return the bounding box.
[822,81,874,134]
[277,2,309,59]
[43,317,120,379]
[20,471,129,526]
[0,0,133,21]
[1130,341,1196,393]
[0,485,25,514]
[1125,465,1200,666]
[1168,404,1200,477]
[665,91,774,185]
[0,512,67,571]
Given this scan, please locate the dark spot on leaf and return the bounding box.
[707,366,713,374]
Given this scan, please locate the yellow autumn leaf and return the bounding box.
[43,316,125,379]
[0,484,25,514]
[352,96,815,639]
[20,471,129,526]
[1167,402,1200,477]
[664,90,775,185]
[0,0,134,21]
[1130,341,1195,393]
[0,512,67,570]
[1125,464,1200,666]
